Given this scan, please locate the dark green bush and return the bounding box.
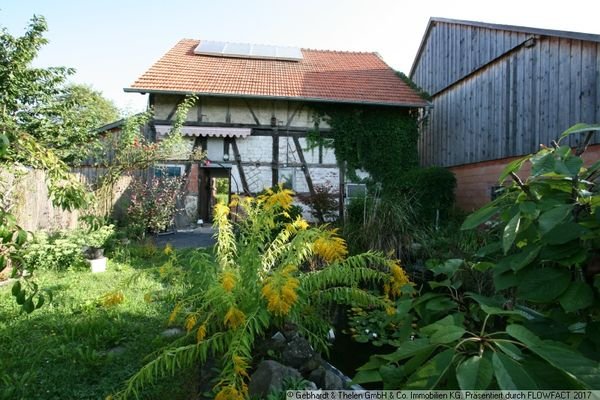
[393,167,456,223]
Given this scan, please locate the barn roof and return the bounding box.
[126,39,429,108]
[410,17,600,78]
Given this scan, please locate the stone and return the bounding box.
[299,353,322,373]
[106,346,126,357]
[322,369,345,390]
[160,327,184,337]
[308,367,345,390]
[271,331,286,343]
[281,335,315,369]
[248,360,302,397]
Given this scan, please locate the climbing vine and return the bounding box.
[312,106,420,189]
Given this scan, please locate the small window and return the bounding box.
[154,164,185,178]
[278,168,296,190]
[345,183,367,199]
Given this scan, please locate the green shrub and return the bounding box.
[393,167,456,223]
[21,225,115,272]
[355,124,600,390]
[343,195,428,261]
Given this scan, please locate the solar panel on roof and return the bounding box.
[194,40,303,61]
[224,42,252,57]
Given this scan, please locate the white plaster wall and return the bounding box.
[322,146,337,164]
[206,138,224,161]
[236,136,272,162]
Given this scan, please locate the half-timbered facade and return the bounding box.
[123,39,427,224]
[410,18,600,210]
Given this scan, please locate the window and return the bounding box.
[153,164,185,178]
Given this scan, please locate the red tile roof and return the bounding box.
[126,39,428,107]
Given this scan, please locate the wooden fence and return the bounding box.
[1,167,135,232]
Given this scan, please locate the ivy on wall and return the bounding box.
[313,106,420,189]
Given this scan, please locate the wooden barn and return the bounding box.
[410,18,600,210]
[121,40,427,225]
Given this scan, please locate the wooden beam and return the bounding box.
[166,96,185,120]
[286,103,304,128]
[196,97,203,122]
[231,138,251,195]
[152,120,332,134]
[292,136,323,221]
[244,99,261,125]
[272,134,279,187]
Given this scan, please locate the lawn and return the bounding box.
[0,244,204,400]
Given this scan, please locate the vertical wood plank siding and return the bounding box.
[413,21,600,167]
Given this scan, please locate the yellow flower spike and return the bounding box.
[233,355,250,378]
[387,260,411,298]
[229,195,239,208]
[163,243,173,256]
[214,202,230,220]
[296,218,309,231]
[101,291,124,307]
[184,314,197,332]
[168,303,182,325]
[196,324,207,342]
[313,230,348,263]
[221,271,236,292]
[215,386,243,400]
[223,306,246,329]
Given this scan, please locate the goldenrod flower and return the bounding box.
[313,229,348,263]
[215,386,244,400]
[163,243,173,255]
[261,271,300,316]
[101,291,124,307]
[184,314,197,332]
[196,324,207,342]
[258,184,294,210]
[387,261,411,298]
[223,306,246,329]
[221,271,236,292]
[233,355,250,378]
[295,218,309,230]
[168,303,182,325]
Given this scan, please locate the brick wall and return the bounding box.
[450,144,600,211]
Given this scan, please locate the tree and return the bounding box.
[0,15,88,312]
[1,16,119,163]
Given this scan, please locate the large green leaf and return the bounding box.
[456,355,493,390]
[507,324,600,389]
[380,365,405,389]
[429,259,464,277]
[543,222,588,245]
[538,204,573,234]
[531,151,556,176]
[517,267,570,303]
[559,123,600,140]
[503,213,521,254]
[352,369,382,384]
[499,156,530,182]
[461,204,499,230]
[379,339,435,363]
[492,352,538,389]
[405,348,455,389]
[429,326,466,344]
[495,341,523,360]
[559,281,594,313]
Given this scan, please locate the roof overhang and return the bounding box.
[155,125,251,139]
[124,88,430,108]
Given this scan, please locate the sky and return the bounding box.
[2,0,599,114]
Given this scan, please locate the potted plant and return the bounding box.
[82,225,115,273]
